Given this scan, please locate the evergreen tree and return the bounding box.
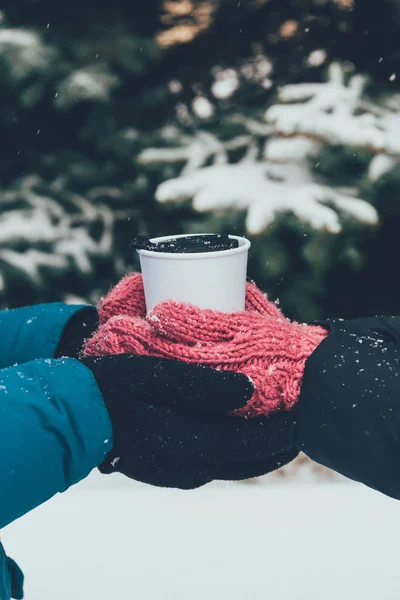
[1,0,400,323]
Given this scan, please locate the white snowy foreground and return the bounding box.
[3,472,400,600]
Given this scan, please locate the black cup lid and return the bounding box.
[130,234,239,254]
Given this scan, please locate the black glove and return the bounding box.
[81,354,298,489]
[297,316,400,500]
[55,307,99,359]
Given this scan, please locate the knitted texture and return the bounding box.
[84,273,328,417]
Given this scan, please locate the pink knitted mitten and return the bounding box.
[97,272,146,325]
[85,273,328,417]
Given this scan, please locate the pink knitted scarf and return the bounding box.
[84,273,328,417]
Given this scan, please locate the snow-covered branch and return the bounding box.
[55,65,121,110]
[156,162,378,235]
[0,28,57,82]
[265,62,400,157]
[139,62,400,239]
[0,176,114,290]
[138,129,256,174]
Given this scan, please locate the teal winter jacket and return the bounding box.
[0,303,113,599]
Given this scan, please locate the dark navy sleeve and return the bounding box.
[296,317,400,500]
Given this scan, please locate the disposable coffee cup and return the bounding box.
[130,233,251,313]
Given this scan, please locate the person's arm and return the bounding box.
[0,348,297,529]
[0,303,98,369]
[0,358,113,529]
[297,316,400,500]
[117,274,400,500]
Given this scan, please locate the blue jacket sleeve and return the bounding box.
[0,303,96,369]
[0,358,113,529]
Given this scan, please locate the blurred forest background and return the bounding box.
[1,0,400,324]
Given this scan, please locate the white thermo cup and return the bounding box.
[135,233,251,313]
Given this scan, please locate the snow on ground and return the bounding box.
[3,472,400,600]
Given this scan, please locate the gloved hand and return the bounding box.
[84,273,327,417]
[80,354,298,488]
[82,273,400,500]
[55,307,99,359]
